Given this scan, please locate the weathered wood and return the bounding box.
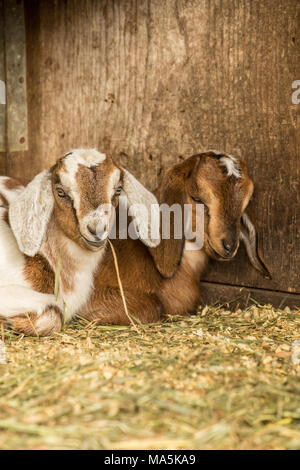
[4,0,28,153]
[4,0,299,297]
[200,281,300,310]
[0,0,6,172]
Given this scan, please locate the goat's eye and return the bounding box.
[191,196,204,204]
[191,196,210,217]
[114,187,122,197]
[57,187,66,198]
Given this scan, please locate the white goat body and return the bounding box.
[0,149,159,335]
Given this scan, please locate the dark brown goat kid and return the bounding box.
[83,150,271,325]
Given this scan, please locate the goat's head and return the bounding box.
[9,149,159,256]
[150,150,271,279]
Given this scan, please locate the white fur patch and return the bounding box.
[122,169,160,247]
[60,149,107,214]
[183,242,208,273]
[53,237,104,320]
[35,313,55,332]
[0,208,28,288]
[63,149,106,176]
[9,171,54,257]
[108,168,121,200]
[207,150,241,178]
[207,149,223,155]
[219,156,241,178]
[0,286,57,317]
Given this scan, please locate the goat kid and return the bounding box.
[0,149,158,335]
[83,150,271,325]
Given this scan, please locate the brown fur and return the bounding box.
[7,306,62,337]
[1,207,9,226]
[0,194,8,208]
[85,286,162,325]
[24,254,55,294]
[75,160,119,217]
[84,152,266,325]
[51,160,89,248]
[85,231,206,323]
[40,216,76,293]
[3,177,24,191]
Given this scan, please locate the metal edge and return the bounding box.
[0,0,5,152]
[4,0,28,152]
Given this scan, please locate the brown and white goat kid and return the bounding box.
[83,150,271,325]
[0,149,158,335]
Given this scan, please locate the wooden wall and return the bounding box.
[1,0,300,307]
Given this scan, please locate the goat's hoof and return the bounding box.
[7,306,63,337]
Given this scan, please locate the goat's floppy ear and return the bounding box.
[148,168,186,279]
[122,169,160,248]
[9,170,54,256]
[240,212,272,279]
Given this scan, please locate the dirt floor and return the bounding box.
[0,303,300,450]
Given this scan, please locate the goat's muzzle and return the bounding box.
[80,233,107,250]
[207,238,239,261]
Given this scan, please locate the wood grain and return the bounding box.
[4,0,28,152]
[0,0,6,172]
[200,281,300,310]
[4,0,299,296]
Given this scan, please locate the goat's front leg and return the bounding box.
[0,286,62,336]
[5,306,62,337]
[83,287,163,326]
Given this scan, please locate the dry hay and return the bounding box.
[0,302,300,450]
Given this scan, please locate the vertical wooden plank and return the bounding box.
[0,0,6,173]
[4,0,28,152]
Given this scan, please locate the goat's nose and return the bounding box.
[87,225,97,237]
[88,224,108,241]
[96,228,108,241]
[222,238,236,256]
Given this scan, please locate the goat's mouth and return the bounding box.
[80,234,107,250]
[207,239,235,261]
